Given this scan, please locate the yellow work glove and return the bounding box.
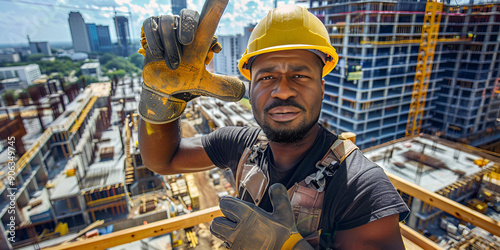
[211,184,314,250]
[138,0,245,124]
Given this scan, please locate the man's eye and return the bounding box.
[293,75,306,78]
[260,76,273,80]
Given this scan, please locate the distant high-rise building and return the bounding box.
[114,15,131,56]
[85,23,113,53]
[86,23,100,52]
[213,35,242,77]
[212,24,255,79]
[172,0,187,15]
[86,23,113,52]
[96,25,113,53]
[68,12,91,53]
[240,23,255,57]
[29,41,52,56]
[28,37,52,56]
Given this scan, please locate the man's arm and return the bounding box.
[333,214,405,249]
[137,1,244,175]
[138,118,214,175]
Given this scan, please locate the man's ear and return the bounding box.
[248,82,252,104]
[321,79,325,99]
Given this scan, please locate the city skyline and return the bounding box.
[0,0,299,46]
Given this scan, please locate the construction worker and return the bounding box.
[138,3,409,249]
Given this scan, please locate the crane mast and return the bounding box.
[406,0,443,136]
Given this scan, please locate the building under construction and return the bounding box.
[0,81,116,249]
[36,90,500,249]
[0,75,221,249]
[305,0,500,149]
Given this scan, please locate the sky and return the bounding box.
[0,0,300,46]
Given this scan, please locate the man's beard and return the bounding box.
[254,99,320,143]
[261,119,317,143]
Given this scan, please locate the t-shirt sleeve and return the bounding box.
[335,152,410,230]
[201,126,260,172]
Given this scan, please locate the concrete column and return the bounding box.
[407,198,421,228]
[77,195,91,225]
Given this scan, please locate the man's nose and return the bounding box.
[271,76,297,100]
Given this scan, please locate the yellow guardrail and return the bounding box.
[86,193,126,207]
[70,96,98,134]
[15,128,53,174]
[387,172,500,238]
[44,206,442,250]
[45,206,223,250]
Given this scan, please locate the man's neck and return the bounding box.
[268,124,321,171]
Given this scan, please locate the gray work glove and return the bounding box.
[210,183,313,249]
[138,0,245,124]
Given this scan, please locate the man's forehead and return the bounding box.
[247,49,326,70]
[251,51,322,72]
[253,64,314,74]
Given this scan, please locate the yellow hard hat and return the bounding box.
[238,5,338,80]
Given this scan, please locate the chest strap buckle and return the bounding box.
[305,161,339,192]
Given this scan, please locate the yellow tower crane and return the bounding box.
[406,0,443,136]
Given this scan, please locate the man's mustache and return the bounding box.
[264,99,306,113]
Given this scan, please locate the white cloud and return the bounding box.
[159,4,172,14]
[215,0,273,36]
[101,13,112,19]
[115,0,132,5]
[82,12,92,21]
[187,0,203,12]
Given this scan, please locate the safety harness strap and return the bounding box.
[235,131,359,248]
[331,138,358,164]
[235,147,251,197]
[236,132,269,204]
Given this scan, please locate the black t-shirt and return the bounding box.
[202,125,409,246]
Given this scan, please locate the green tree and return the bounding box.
[99,53,116,66]
[58,56,73,61]
[0,61,28,67]
[129,53,144,69]
[104,57,139,74]
[78,75,98,85]
[26,53,47,62]
[38,59,81,76]
[106,69,127,79]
